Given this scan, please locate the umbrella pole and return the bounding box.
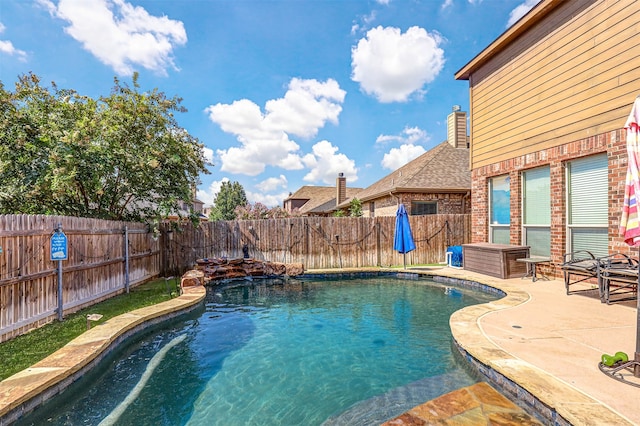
[636,246,640,377]
[403,253,406,270]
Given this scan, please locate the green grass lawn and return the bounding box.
[0,278,179,382]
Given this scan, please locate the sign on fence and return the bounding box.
[50,230,68,261]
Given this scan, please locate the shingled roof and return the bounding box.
[285,185,363,214]
[346,141,470,204]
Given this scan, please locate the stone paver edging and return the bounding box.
[0,286,206,425]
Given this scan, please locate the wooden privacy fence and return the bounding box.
[163,214,470,273]
[0,213,468,342]
[0,215,160,342]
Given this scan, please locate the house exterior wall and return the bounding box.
[460,0,640,274]
[284,199,308,213]
[465,0,640,170]
[363,192,470,217]
[470,130,630,266]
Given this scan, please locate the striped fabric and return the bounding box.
[620,96,640,246]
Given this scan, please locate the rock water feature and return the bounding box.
[180,257,304,288]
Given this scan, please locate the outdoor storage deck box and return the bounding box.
[462,243,530,279]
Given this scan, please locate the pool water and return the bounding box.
[17,276,499,426]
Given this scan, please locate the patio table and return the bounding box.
[517,256,551,282]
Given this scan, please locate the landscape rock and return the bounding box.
[190,257,304,283]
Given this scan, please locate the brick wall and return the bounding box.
[470,128,629,268]
[363,192,471,217]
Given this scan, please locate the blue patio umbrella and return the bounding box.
[393,204,416,269]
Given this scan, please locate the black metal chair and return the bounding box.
[560,250,601,295]
[598,253,638,304]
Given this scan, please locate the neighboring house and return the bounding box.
[283,173,363,216]
[338,107,470,217]
[167,197,207,221]
[455,0,639,262]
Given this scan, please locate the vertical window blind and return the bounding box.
[567,154,608,257]
[523,167,550,256]
[489,175,510,244]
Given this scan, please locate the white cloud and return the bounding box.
[0,22,27,62]
[256,175,288,192]
[301,140,358,185]
[0,40,27,62]
[245,191,290,208]
[376,126,430,145]
[351,11,377,35]
[206,78,346,176]
[441,0,454,10]
[381,144,426,170]
[507,0,541,28]
[196,177,229,207]
[44,0,186,76]
[351,26,445,103]
[264,78,345,138]
[201,146,214,165]
[198,178,288,208]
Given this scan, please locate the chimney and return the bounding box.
[447,105,468,148]
[336,172,346,206]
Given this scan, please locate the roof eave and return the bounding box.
[358,187,470,203]
[455,0,563,80]
[394,187,471,194]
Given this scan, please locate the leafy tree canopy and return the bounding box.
[235,202,292,220]
[0,73,210,222]
[349,198,363,217]
[210,181,247,220]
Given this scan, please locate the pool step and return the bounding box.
[382,381,543,425]
[321,369,476,426]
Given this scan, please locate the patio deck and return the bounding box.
[401,266,640,425]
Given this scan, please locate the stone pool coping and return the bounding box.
[0,285,206,425]
[429,272,631,426]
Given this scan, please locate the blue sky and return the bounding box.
[0,0,539,208]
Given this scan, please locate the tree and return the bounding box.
[234,203,290,220]
[234,201,268,220]
[0,73,210,222]
[210,181,247,220]
[267,205,290,219]
[349,198,363,217]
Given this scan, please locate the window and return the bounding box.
[522,167,550,257]
[411,201,437,216]
[369,201,375,217]
[489,175,510,244]
[567,154,608,257]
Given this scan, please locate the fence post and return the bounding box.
[376,220,381,266]
[123,226,130,294]
[51,223,67,321]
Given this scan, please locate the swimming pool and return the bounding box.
[16,275,499,426]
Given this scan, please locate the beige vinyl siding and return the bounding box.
[468,0,640,169]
